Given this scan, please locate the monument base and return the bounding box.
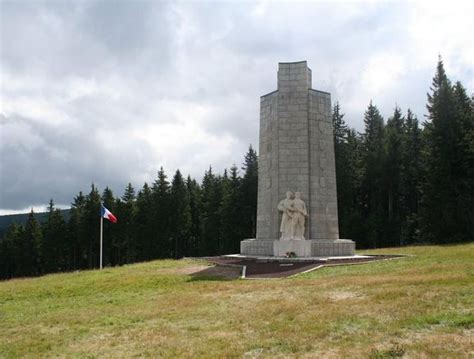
[310,239,355,256]
[240,239,274,256]
[273,240,312,257]
[240,239,355,257]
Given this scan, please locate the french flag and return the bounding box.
[101,205,117,223]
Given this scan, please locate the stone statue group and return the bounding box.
[278,191,308,240]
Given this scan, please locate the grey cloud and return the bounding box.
[1,1,472,211]
[1,113,157,209]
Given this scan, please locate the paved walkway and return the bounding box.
[197,254,403,279]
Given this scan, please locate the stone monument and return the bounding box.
[240,61,355,257]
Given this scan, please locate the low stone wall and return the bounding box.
[240,239,274,256]
[311,239,355,256]
[240,238,355,257]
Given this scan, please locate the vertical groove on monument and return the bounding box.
[308,89,340,239]
[242,61,355,256]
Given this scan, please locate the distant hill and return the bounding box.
[0,209,70,238]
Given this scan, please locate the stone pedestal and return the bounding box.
[311,239,355,256]
[240,239,274,256]
[273,240,312,257]
[241,238,355,257]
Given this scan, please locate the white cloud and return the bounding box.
[361,53,406,94]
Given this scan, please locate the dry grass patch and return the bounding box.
[1,244,473,358]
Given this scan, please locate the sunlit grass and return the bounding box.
[1,244,472,358]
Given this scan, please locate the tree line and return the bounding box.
[0,148,258,279]
[333,58,472,247]
[0,58,472,279]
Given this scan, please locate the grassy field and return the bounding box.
[1,244,473,358]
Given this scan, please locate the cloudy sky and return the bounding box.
[0,0,472,214]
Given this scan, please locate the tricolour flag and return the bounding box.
[101,205,117,223]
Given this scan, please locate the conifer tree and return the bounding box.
[240,146,258,238]
[15,210,42,276]
[361,101,386,248]
[42,199,68,273]
[400,109,421,244]
[83,184,101,268]
[333,101,349,145]
[115,183,137,264]
[384,106,405,246]
[452,81,474,240]
[219,165,242,253]
[101,187,116,266]
[344,128,366,241]
[0,223,22,279]
[169,170,191,258]
[68,191,86,269]
[332,102,361,238]
[152,167,171,257]
[135,183,154,260]
[200,166,221,255]
[421,58,471,242]
[186,176,201,257]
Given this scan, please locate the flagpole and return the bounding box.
[100,215,103,270]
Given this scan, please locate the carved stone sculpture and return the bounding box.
[292,192,308,240]
[277,191,295,240]
[277,191,309,240]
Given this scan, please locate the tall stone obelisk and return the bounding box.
[241,61,355,257]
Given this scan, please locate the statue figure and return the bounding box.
[292,192,308,240]
[277,191,295,240]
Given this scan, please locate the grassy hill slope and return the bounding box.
[1,244,473,358]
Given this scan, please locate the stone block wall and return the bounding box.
[256,91,278,239]
[256,61,340,241]
[308,90,339,239]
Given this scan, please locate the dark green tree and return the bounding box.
[115,183,137,264]
[361,101,386,248]
[135,183,154,261]
[83,184,101,268]
[219,165,242,253]
[68,191,86,269]
[42,199,68,273]
[199,166,222,255]
[186,176,201,257]
[452,81,474,240]
[0,223,22,279]
[400,109,422,244]
[240,145,258,238]
[152,167,171,258]
[13,210,42,276]
[169,170,192,258]
[420,58,472,243]
[332,102,364,239]
[101,187,116,266]
[344,129,366,241]
[384,106,405,246]
[333,101,349,145]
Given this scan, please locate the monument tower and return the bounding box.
[241,61,355,257]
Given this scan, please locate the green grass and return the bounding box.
[1,244,473,358]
